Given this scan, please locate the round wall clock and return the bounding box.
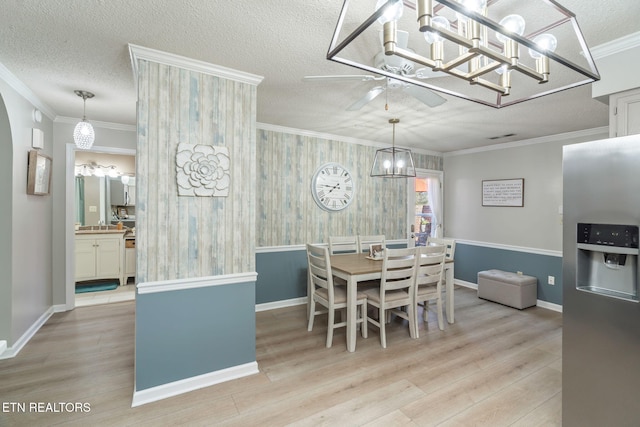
[311,162,355,212]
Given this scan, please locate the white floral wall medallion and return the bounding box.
[176,143,230,197]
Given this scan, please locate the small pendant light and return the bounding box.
[73,90,95,150]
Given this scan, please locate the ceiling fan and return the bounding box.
[304,31,447,111]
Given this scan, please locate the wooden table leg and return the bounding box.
[346,276,357,352]
[446,263,454,324]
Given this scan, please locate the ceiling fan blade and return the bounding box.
[303,75,381,82]
[402,85,447,108]
[347,86,386,111]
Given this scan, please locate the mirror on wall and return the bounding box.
[74,152,135,227]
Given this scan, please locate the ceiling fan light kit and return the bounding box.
[327,0,600,108]
[73,90,95,150]
[371,118,416,178]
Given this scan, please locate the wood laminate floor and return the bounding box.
[0,287,562,426]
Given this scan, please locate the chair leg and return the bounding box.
[422,301,429,322]
[307,298,316,332]
[379,309,387,348]
[436,299,444,331]
[326,307,335,348]
[360,303,368,339]
[408,303,417,339]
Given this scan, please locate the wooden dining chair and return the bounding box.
[362,247,418,348]
[426,237,456,261]
[357,234,386,255]
[414,245,447,335]
[328,235,358,255]
[306,243,368,348]
[426,237,455,305]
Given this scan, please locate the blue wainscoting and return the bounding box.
[256,248,308,304]
[255,241,408,305]
[454,242,563,306]
[135,280,256,391]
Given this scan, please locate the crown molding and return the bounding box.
[443,126,609,157]
[257,122,443,157]
[55,115,136,132]
[0,62,56,120]
[591,31,640,59]
[128,44,264,87]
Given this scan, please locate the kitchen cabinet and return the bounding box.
[109,177,135,206]
[75,233,124,285]
[124,237,136,283]
[610,87,640,137]
[127,184,135,206]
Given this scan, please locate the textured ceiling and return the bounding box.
[0,0,638,153]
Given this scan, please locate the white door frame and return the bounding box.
[407,168,444,248]
[64,143,136,310]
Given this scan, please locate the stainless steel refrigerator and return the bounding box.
[563,134,640,426]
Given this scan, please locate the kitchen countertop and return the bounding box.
[75,229,127,235]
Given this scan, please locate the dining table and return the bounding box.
[329,252,455,352]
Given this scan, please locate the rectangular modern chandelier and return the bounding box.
[327,0,600,108]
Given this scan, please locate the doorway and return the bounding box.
[407,169,443,247]
[66,145,136,308]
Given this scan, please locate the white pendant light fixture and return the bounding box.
[370,118,416,178]
[73,90,95,150]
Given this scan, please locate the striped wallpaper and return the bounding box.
[135,59,257,282]
[256,129,442,247]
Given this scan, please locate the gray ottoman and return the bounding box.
[477,269,537,309]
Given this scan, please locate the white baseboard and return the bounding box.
[53,304,68,313]
[536,300,563,313]
[256,297,306,312]
[0,340,6,356]
[131,361,259,407]
[455,279,478,290]
[456,279,563,313]
[0,307,54,360]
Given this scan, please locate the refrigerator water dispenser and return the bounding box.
[576,223,639,302]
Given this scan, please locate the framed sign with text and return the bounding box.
[482,178,524,207]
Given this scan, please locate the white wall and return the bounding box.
[51,121,136,307]
[592,37,640,101]
[0,76,54,347]
[443,128,609,251]
[0,93,13,344]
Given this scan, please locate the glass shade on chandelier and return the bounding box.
[370,119,416,178]
[73,90,95,150]
[327,0,599,108]
[73,120,95,150]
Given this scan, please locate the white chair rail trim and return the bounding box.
[137,272,258,295]
[131,361,259,407]
[256,239,407,254]
[453,239,562,258]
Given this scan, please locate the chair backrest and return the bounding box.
[380,247,417,292]
[426,237,456,260]
[415,245,447,289]
[328,236,358,255]
[357,234,386,254]
[306,243,334,298]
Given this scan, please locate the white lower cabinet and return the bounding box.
[124,239,136,283]
[75,233,123,285]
